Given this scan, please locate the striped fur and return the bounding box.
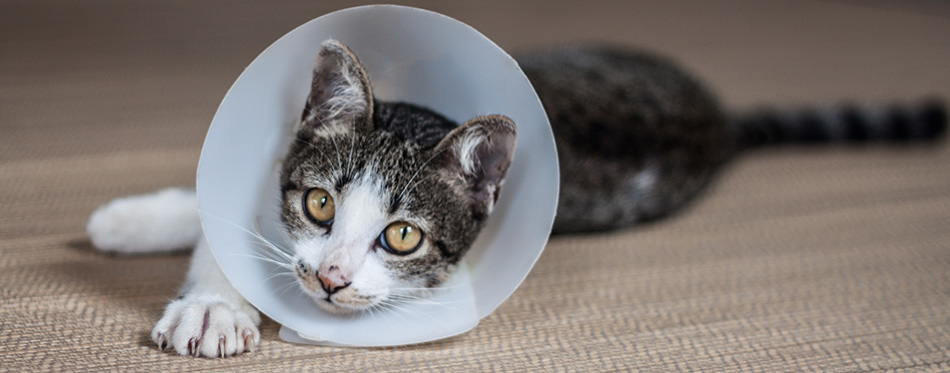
[736,100,947,147]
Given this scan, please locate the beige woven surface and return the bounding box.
[3,0,950,371]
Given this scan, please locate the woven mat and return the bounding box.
[3,1,950,371]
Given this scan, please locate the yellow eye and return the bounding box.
[381,221,423,254]
[305,188,335,224]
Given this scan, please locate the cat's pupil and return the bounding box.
[305,188,335,224]
[381,222,423,254]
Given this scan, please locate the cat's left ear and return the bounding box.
[300,40,374,133]
[433,115,518,220]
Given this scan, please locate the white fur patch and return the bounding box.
[311,122,353,138]
[455,129,486,175]
[632,166,659,192]
[291,170,400,311]
[86,187,201,254]
[151,238,261,357]
[333,172,388,244]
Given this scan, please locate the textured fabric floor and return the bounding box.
[2,0,949,371]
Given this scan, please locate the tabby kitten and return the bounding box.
[86,40,946,357]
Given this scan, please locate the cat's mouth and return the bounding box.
[292,259,386,314]
[297,280,384,315]
[314,292,383,315]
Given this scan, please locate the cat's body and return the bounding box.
[522,47,734,233]
[86,41,946,357]
[522,47,946,233]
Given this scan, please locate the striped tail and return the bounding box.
[735,99,947,148]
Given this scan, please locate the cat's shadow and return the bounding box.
[62,238,288,349]
[359,333,469,352]
[58,241,487,352]
[62,239,189,304]
[57,238,190,346]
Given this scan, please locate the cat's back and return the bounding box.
[516,46,733,233]
[515,46,731,163]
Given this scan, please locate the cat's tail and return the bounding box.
[86,188,202,254]
[734,99,947,148]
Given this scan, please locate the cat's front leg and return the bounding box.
[152,237,262,358]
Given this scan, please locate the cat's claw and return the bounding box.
[242,328,256,353]
[218,335,226,358]
[189,338,199,357]
[151,297,260,358]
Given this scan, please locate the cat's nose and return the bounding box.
[317,265,351,295]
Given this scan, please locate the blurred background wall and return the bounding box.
[3,0,949,162]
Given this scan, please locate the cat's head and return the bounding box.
[279,40,517,314]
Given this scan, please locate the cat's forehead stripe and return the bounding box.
[334,173,352,193]
[388,194,402,215]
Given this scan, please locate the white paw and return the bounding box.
[152,297,261,358]
[87,188,200,254]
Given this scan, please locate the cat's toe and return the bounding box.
[151,299,186,349]
[196,303,239,357]
[233,310,260,353]
[155,332,168,350]
[240,327,259,352]
[154,298,259,358]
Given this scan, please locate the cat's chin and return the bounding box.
[307,293,382,315]
[314,299,361,315]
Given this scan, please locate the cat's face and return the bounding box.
[279,40,516,314]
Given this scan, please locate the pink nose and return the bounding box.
[317,265,351,295]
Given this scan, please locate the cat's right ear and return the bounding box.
[433,115,518,220]
[299,40,374,135]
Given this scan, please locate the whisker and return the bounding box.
[346,131,357,178]
[289,136,334,166]
[274,281,299,298]
[198,209,293,259]
[262,271,296,283]
[389,284,465,292]
[248,223,294,260]
[403,174,436,199]
[293,285,309,301]
[369,302,394,328]
[248,242,292,265]
[245,241,294,270]
[396,147,449,205]
[387,293,466,310]
[228,253,293,269]
[387,293,459,301]
[374,300,413,323]
[327,133,344,172]
[389,292,470,304]
[379,300,444,325]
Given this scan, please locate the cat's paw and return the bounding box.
[152,297,261,358]
[87,188,200,254]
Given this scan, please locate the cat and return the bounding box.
[85,39,946,358]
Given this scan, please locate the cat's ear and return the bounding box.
[300,40,374,133]
[433,115,518,220]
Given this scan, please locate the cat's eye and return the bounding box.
[304,188,335,225]
[379,221,423,255]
